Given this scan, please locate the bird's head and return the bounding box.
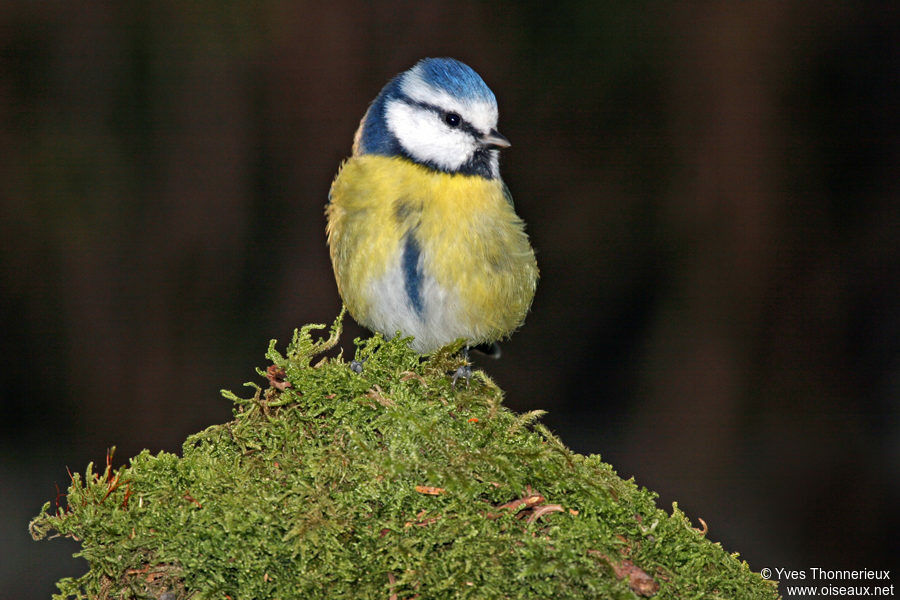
[354,57,510,179]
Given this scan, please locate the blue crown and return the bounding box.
[411,58,496,104]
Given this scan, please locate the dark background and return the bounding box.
[1,2,897,598]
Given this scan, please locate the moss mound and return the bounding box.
[31,314,779,599]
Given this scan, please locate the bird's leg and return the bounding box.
[451,346,473,388]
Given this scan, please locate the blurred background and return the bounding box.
[1,2,897,597]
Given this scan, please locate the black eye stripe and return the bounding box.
[399,95,482,137]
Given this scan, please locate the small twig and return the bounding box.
[400,371,428,387]
[183,491,202,508]
[526,504,564,524]
[266,365,291,391]
[388,572,398,600]
[495,493,545,514]
[694,517,708,535]
[366,385,395,407]
[405,510,442,528]
[588,551,660,597]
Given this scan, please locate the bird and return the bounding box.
[326,57,538,372]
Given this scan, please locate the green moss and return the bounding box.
[31,313,779,599]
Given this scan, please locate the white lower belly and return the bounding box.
[363,261,468,353]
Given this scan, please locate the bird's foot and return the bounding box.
[451,346,473,388]
[350,357,367,374]
[451,364,473,388]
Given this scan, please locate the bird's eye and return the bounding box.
[443,112,461,128]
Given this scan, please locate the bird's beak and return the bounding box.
[480,129,511,149]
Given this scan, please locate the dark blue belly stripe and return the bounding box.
[402,234,424,315]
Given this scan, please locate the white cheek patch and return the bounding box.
[385,100,476,170]
[401,72,499,134]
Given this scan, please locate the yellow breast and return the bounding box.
[326,154,538,352]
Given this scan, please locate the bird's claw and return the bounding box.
[350,359,365,374]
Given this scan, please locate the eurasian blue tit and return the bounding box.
[326,57,538,360]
